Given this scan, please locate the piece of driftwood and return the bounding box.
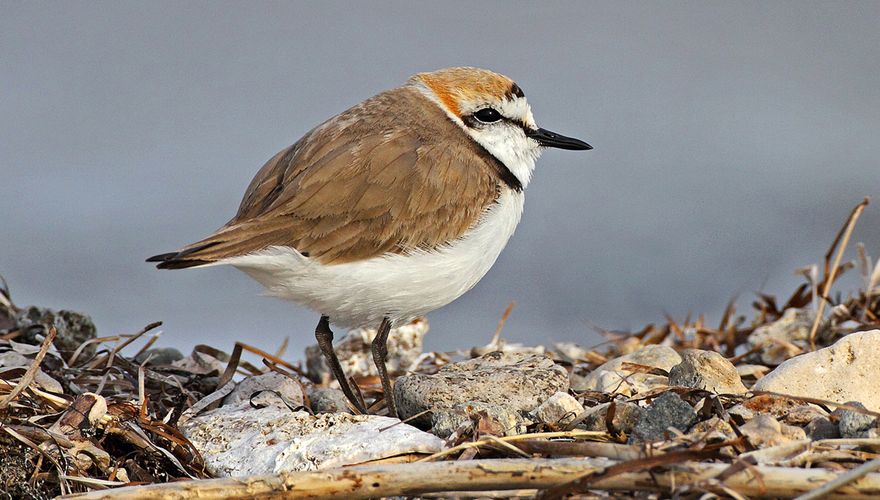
[62,457,880,499]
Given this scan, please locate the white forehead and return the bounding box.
[496,96,537,129]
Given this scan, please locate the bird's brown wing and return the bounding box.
[149,86,503,268]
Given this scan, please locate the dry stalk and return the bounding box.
[60,457,880,499]
[0,326,57,409]
[809,197,870,348]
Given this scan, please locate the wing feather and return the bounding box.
[151,86,503,268]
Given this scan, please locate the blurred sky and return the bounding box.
[2,1,879,359]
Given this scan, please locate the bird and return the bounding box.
[147,67,591,416]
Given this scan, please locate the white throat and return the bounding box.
[465,124,542,189]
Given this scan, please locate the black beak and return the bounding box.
[526,127,592,150]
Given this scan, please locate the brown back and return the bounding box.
[166,86,505,266]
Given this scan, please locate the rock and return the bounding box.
[223,372,305,409]
[688,417,736,442]
[552,342,591,362]
[307,388,351,414]
[393,351,568,425]
[743,394,801,418]
[577,400,643,435]
[305,318,427,383]
[832,402,877,438]
[739,414,805,448]
[805,417,840,440]
[668,349,747,394]
[532,392,584,427]
[470,341,546,358]
[134,347,183,365]
[16,307,97,359]
[736,364,770,381]
[747,308,816,365]
[431,401,528,438]
[631,392,696,442]
[752,330,880,412]
[172,349,228,375]
[727,404,755,423]
[782,405,828,426]
[782,422,808,441]
[181,405,445,476]
[575,345,682,396]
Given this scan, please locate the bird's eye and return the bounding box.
[473,108,502,123]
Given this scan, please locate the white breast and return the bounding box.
[222,188,525,329]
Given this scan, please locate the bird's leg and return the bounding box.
[371,317,397,418]
[315,315,366,414]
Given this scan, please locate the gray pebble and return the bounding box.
[631,392,696,442]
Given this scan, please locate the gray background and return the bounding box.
[2,1,878,358]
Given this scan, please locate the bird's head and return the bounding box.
[410,67,591,187]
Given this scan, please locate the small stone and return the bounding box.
[832,402,877,438]
[631,392,697,442]
[740,414,803,448]
[532,392,584,427]
[577,400,643,435]
[134,347,184,365]
[223,372,304,409]
[668,349,747,394]
[688,416,736,442]
[16,307,97,359]
[781,422,807,441]
[305,318,427,383]
[747,308,816,365]
[743,394,800,418]
[727,404,755,423]
[172,349,227,375]
[552,342,591,362]
[736,364,770,381]
[308,388,351,414]
[753,330,880,412]
[805,417,840,440]
[431,402,527,438]
[393,351,568,425]
[575,345,682,396]
[782,405,828,426]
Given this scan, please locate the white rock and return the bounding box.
[532,392,584,427]
[181,405,445,477]
[576,345,682,396]
[753,330,880,412]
